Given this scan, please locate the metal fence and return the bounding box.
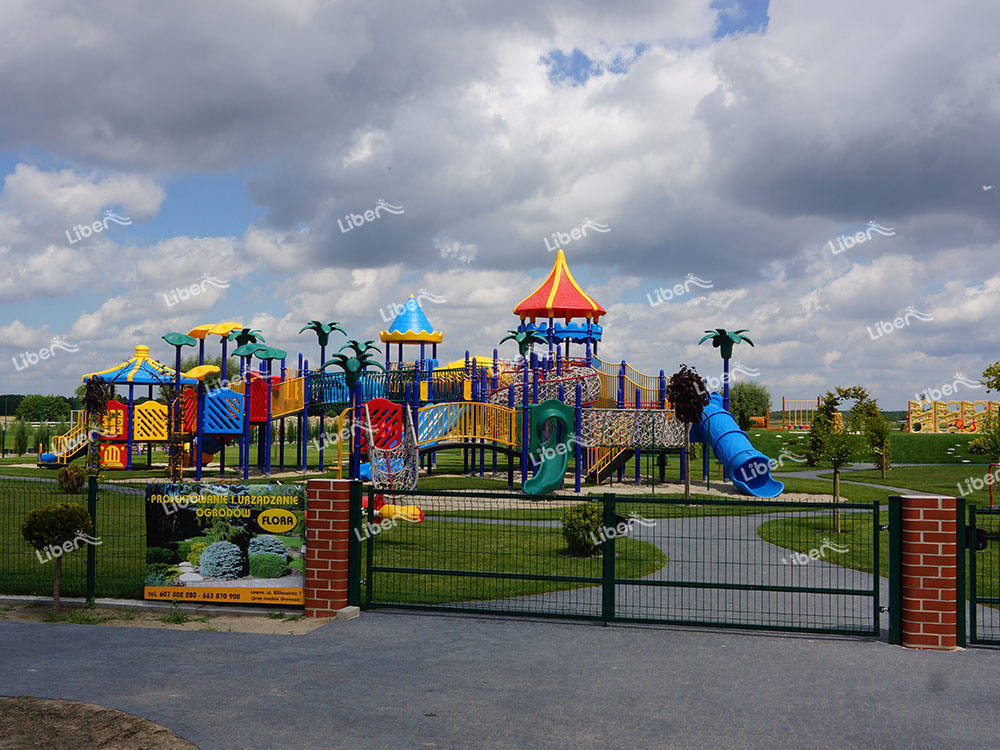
[0,476,145,599]
[362,488,881,636]
[969,505,1000,644]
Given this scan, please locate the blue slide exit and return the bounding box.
[689,393,784,498]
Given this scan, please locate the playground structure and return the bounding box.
[750,397,821,431]
[907,400,1000,433]
[38,249,783,498]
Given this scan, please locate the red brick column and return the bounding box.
[304,479,351,618]
[900,496,960,650]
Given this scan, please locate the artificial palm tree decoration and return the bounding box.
[321,340,385,390]
[321,340,384,479]
[162,332,198,480]
[499,329,547,361]
[698,328,754,411]
[227,328,266,348]
[299,320,346,369]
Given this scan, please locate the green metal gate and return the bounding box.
[361,488,881,636]
[968,505,1000,645]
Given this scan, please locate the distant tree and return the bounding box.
[729,382,771,430]
[667,364,709,499]
[13,419,29,455]
[969,409,1000,459]
[15,395,70,422]
[981,361,1000,393]
[33,423,51,454]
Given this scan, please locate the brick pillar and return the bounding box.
[898,496,962,650]
[304,479,351,618]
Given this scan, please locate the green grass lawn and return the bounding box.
[758,508,1000,604]
[362,519,666,605]
[757,512,887,579]
[817,465,998,506]
[0,477,144,599]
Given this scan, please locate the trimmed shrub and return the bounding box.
[198,541,244,580]
[146,546,177,564]
[21,503,93,552]
[57,465,86,493]
[207,519,251,551]
[249,552,287,579]
[248,534,288,560]
[560,503,603,557]
[186,540,211,565]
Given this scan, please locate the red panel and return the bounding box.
[357,398,403,453]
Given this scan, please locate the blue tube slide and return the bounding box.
[688,393,784,498]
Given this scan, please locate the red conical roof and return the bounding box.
[513,250,606,323]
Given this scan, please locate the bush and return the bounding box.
[198,541,244,580]
[34,423,51,454]
[729,382,771,431]
[186,540,211,565]
[249,552,288,578]
[146,546,177,564]
[21,502,93,551]
[207,519,251,551]
[13,420,29,455]
[561,503,603,557]
[57,465,86,493]
[248,534,288,560]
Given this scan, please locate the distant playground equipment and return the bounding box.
[907,400,1000,433]
[749,396,841,432]
[39,249,783,498]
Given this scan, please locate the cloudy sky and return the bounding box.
[1,0,998,409]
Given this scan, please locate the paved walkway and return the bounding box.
[2,610,998,749]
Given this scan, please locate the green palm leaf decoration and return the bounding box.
[227,328,265,348]
[298,320,346,348]
[233,343,268,359]
[321,340,385,390]
[499,329,547,358]
[163,332,198,349]
[698,328,754,361]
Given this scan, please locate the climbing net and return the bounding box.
[363,403,419,491]
[486,364,602,406]
[579,408,686,449]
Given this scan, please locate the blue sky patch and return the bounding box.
[712,0,769,39]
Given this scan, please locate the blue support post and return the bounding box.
[300,360,308,474]
[556,348,562,376]
[521,366,529,485]
[126,384,134,470]
[586,319,593,365]
[195,379,205,481]
[480,369,486,477]
[264,361,273,475]
[634,387,640,486]
[575,383,582,493]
